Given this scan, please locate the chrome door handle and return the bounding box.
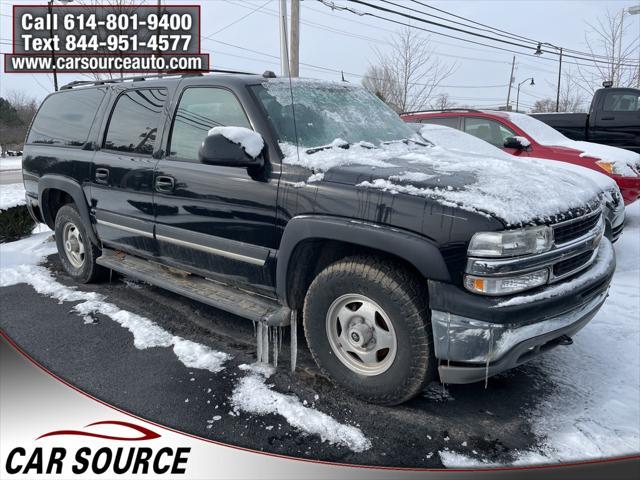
[95,167,109,184]
[155,175,175,192]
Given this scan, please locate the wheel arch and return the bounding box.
[39,175,99,246]
[276,215,451,309]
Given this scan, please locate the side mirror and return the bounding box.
[504,136,530,150]
[198,127,264,167]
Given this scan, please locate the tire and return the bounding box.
[54,204,107,283]
[303,255,436,405]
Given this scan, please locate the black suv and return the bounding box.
[22,72,615,405]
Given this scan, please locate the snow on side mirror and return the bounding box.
[198,127,265,167]
[504,136,531,150]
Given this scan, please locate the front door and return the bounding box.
[153,86,279,295]
[91,87,168,258]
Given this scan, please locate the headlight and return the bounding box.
[595,161,622,175]
[468,225,553,258]
[464,269,549,295]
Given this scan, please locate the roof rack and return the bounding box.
[60,69,259,90]
[401,108,482,115]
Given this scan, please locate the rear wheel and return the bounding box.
[303,255,436,405]
[55,204,107,283]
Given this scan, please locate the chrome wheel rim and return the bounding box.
[62,222,85,268]
[325,294,397,376]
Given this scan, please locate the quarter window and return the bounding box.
[103,89,167,155]
[27,89,105,147]
[169,88,250,162]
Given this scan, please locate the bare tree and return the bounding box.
[362,27,456,113]
[575,9,640,95]
[429,93,457,110]
[532,70,586,113]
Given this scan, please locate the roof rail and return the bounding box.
[401,108,482,115]
[60,69,258,90]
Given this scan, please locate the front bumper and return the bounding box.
[615,175,640,205]
[428,239,615,384]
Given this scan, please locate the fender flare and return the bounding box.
[275,215,451,306]
[38,175,100,246]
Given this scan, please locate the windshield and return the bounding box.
[504,112,569,145]
[250,79,418,149]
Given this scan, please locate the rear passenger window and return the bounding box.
[27,89,105,147]
[103,88,167,155]
[603,92,639,112]
[169,87,250,162]
[418,116,459,129]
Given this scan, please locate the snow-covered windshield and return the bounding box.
[250,79,418,149]
[504,112,569,145]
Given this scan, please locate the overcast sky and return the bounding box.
[1,0,639,109]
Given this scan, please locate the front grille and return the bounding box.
[553,212,600,245]
[553,250,593,277]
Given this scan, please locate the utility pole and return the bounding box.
[279,0,290,77]
[290,0,300,77]
[555,47,563,112]
[505,56,515,110]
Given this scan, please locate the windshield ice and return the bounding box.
[251,79,419,149]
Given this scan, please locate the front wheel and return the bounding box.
[303,256,436,405]
[55,204,107,283]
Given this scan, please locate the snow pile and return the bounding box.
[232,363,371,453]
[505,112,640,176]
[441,201,640,467]
[208,126,264,158]
[0,183,26,211]
[0,156,22,171]
[0,236,231,373]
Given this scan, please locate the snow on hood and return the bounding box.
[282,137,603,226]
[419,123,621,197]
[504,112,640,176]
[208,126,264,158]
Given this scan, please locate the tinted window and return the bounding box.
[603,92,639,112]
[169,88,250,162]
[104,89,167,155]
[27,89,105,147]
[464,117,515,147]
[419,116,459,129]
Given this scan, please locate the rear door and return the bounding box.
[591,89,640,151]
[90,87,168,258]
[153,85,278,295]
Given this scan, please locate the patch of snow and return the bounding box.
[0,234,231,372]
[512,136,531,148]
[307,172,325,183]
[208,126,264,158]
[232,363,371,453]
[0,156,22,171]
[0,183,26,211]
[504,112,639,176]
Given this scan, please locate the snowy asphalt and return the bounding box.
[0,252,549,468]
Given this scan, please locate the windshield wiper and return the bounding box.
[305,140,375,155]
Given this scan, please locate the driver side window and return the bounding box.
[169,87,251,162]
[463,117,515,148]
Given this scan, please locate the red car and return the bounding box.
[401,109,640,205]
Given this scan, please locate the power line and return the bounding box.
[343,0,639,67]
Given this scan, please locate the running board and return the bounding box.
[97,249,290,326]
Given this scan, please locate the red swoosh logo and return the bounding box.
[37,420,161,441]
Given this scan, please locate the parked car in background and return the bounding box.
[402,109,640,205]
[531,86,640,154]
[409,122,625,242]
[23,74,615,405]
